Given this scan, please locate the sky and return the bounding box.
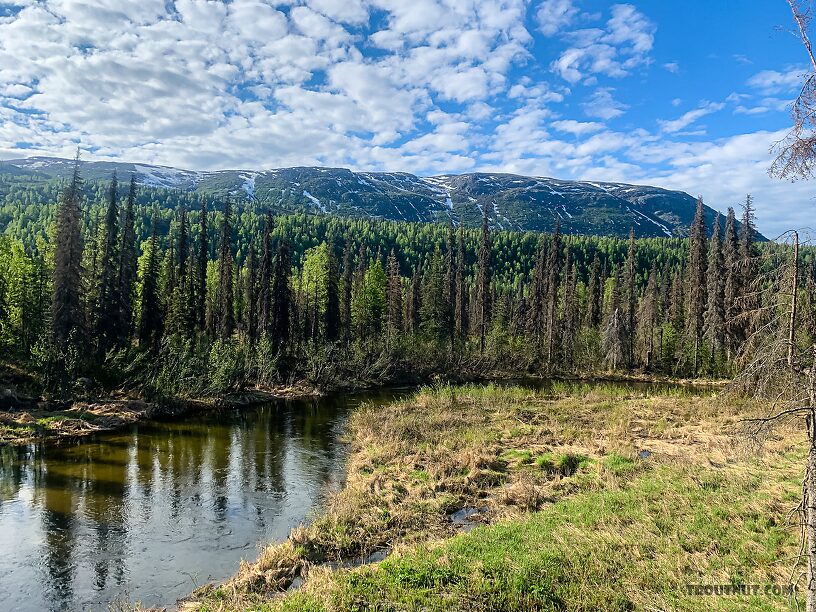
[0,0,813,236]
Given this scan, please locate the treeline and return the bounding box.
[0,158,803,396]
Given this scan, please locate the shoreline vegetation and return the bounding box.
[0,362,727,446]
[176,382,802,612]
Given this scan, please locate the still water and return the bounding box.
[0,389,407,611]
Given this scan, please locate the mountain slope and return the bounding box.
[0,156,739,239]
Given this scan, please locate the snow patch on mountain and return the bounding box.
[303,190,326,213]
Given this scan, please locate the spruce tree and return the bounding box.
[738,195,760,341]
[386,249,403,340]
[454,223,467,339]
[257,211,273,337]
[636,264,660,369]
[270,238,291,349]
[94,173,122,355]
[528,240,547,349]
[244,245,258,343]
[216,198,235,340]
[51,153,85,362]
[340,240,353,340]
[117,174,138,341]
[196,197,208,332]
[602,266,627,370]
[475,205,492,353]
[623,228,637,366]
[722,207,740,358]
[443,222,455,346]
[560,252,578,369]
[325,242,340,342]
[138,210,162,349]
[585,252,602,329]
[420,247,446,340]
[685,198,707,374]
[703,213,725,371]
[544,222,562,365]
[406,265,421,334]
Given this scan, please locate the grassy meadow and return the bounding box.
[180,382,805,612]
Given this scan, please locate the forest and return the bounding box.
[0,155,806,399]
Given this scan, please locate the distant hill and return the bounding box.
[0,156,749,239]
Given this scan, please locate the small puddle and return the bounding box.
[448,506,488,533]
[324,547,391,571]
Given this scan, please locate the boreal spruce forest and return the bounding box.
[0,154,802,399]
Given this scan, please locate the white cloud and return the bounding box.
[551,119,605,135]
[582,87,628,120]
[0,0,809,238]
[536,0,579,36]
[658,101,724,134]
[747,67,806,94]
[551,3,655,83]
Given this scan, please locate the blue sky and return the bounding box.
[0,0,812,235]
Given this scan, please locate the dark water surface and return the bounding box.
[0,389,407,611]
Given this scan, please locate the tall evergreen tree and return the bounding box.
[386,249,403,340]
[243,245,258,343]
[443,222,456,345]
[585,252,602,329]
[196,197,208,332]
[117,174,138,341]
[420,247,447,340]
[406,265,421,334]
[325,242,341,342]
[722,206,740,358]
[602,266,627,370]
[454,223,467,339]
[475,205,492,353]
[703,213,725,371]
[138,209,162,349]
[216,198,235,339]
[270,238,291,349]
[51,153,85,358]
[685,198,707,374]
[544,223,562,365]
[738,195,760,341]
[636,264,660,369]
[257,211,273,337]
[560,252,578,369]
[94,173,123,355]
[340,240,353,340]
[623,228,637,366]
[528,240,547,349]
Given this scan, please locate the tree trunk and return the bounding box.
[808,409,816,612]
[808,349,816,611]
[788,232,799,368]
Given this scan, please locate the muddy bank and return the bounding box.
[0,381,321,446]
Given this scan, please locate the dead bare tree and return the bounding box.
[735,231,816,609]
[761,4,816,607]
[771,1,816,179]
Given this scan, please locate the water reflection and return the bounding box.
[0,390,403,611]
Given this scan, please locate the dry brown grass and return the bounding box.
[183,383,803,610]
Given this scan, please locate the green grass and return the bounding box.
[274,462,800,612]
[186,383,800,612]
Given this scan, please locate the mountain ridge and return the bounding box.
[0,156,749,239]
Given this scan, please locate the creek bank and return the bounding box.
[0,380,322,446]
[181,381,785,611]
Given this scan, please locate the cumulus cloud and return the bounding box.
[0,0,531,170]
[0,0,807,236]
[550,3,655,84]
[536,0,579,36]
[581,87,629,120]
